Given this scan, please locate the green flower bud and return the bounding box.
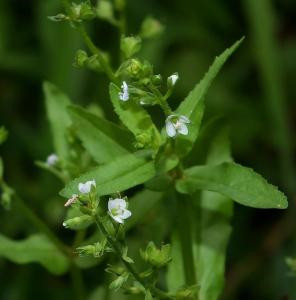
[126,59,143,78]
[63,215,93,230]
[140,17,164,39]
[73,50,88,68]
[80,1,95,20]
[96,0,116,25]
[48,14,69,22]
[120,36,142,59]
[70,1,95,22]
[76,244,95,256]
[175,285,199,300]
[140,241,172,268]
[0,126,8,145]
[151,74,162,86]
[109,272,129,291]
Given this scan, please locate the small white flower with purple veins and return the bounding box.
[64,194,78,207]
[46,153,59,166]
[167,73,179,86]
[78,180,96,194]
[119,81,129,101]
[108,198,131,224]
[165,114,190,138]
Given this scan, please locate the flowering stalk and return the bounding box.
[60,0,118,84]
[93,215,173,299]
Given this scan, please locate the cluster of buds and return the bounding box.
[140,241,171,268]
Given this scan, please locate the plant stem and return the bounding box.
[70,264,85,300]
[94,216,173,299]
[14,194,72,256]
[176,192,197,286]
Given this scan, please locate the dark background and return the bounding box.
[0,0,296,299]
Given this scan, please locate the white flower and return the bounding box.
[64,194,78,207]
[46,153,59,166]
[119,81,129,101]
[168,73,179,86]
[165,115,190,137]
[108,198,131,224]
[78,180,96,194]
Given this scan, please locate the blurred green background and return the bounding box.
[1,0,296,299]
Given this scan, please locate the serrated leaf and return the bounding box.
[0,234,70,275]
[194,128,233,300]
[109,83,161,151]
[43,81,71,162]
[68,105,134,164]
[60,151,155,198]
[176,162,287,209]
[174,38,244,156]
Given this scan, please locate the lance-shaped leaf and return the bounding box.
[174,38,244,156]
[194,128,233,300]
[0,234,70,275]
[44,82,71,162]
[109,83,161,151]
[176,162,287,209]
[60,151,155,198]
[68,105,134,164]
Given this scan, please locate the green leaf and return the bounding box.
[0,234,70,275]
[60,151,155,198]
[176,162,288,209]
[68,105,133,164]
[109,83,161,151]
[174,38,244,156]
[193,128,233,300]
[43,81,72,162]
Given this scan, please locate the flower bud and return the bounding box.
[96,0,116,24]
[140,241,172,268]
[63,215,93,230]
[140,17,164,39]
[167,72,179,88]
[126,59,143,78]
[0,126,8,145]
[73,50,88,68]
[76,244,95,256]
[120,36,142,58]
[109,272,129,291]
[48,14,69,22]
[175,285,198,300]
[151,74,162,86]
[70,1,95,22]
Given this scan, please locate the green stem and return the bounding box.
[149,85,173,116]
[176,192,197,286]
[94,216,173,299]
[70,264,85,300]
[14,194,71,256]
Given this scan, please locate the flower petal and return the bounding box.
[179,115,190,123]
[121,209,132,219]
[112,215,124,224]
[177,123,188,135]
[166,120,176,137]
[108,198,126,211]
